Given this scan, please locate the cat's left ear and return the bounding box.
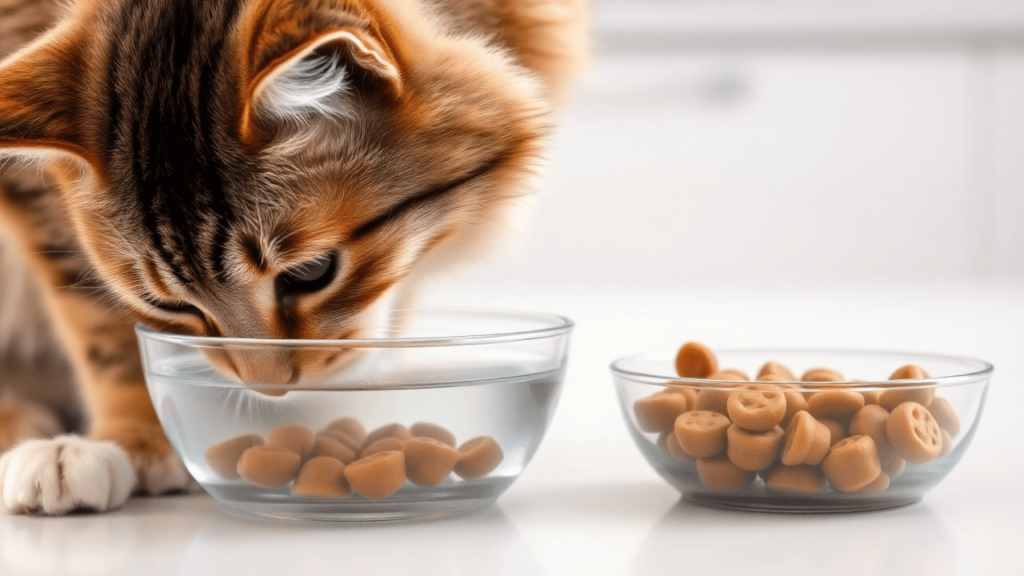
[239,18,404,145]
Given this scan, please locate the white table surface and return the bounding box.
[1,281,1021,576]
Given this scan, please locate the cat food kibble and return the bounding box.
[237,445,302,488]
[696,455,756,491]
[764,465,827,494]
[318,429,362,452]
[802,367,844,382]
[781,411,831,466]
[781,388,810,428]
[675,341,718,378]
[878,365,936,410]
[859,471,890,492]
[886,402,943,463]
[807,391,865,423]
[694,389,733,415]
[757,361,796,382]
[266,424,316,460]
[311,436,358,464]
[362,437,406,458]
[362,423,413,451]
[928,397,961,436]
[204,434,263,479]
[664,431,691,460]
[409,422,457,447]
[940,429,953,457]
[727,385,786,431]
[821,419,848,446]
[324,417,367,445]
[727,424,784,471]
[717,368,750,381]
[674,410,730,458]
[821,435,882,492]
[849,405,892,458]
[633,390,690,433]
[454,436,504,480]
[404,437,460,486]
[883,455,906,478]
[291,457,351,498]
[344,450,406,499]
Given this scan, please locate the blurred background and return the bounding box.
[427,0,1024,293]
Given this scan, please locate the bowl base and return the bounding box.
[684,492,921,514]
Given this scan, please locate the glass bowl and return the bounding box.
[612,349,991,513]
[137,309,573,522]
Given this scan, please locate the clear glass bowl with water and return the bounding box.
[137,309,573,522]
[612,349,992,513]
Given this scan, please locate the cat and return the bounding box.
[0,0,586,514]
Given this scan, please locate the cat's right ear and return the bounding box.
[0,32,95,167]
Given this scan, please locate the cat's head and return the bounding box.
[0,0,549,384]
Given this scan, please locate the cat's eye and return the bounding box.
[277,253,338,296]
[146,298,203,317]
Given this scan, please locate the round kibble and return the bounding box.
[667,387,699,408]
[345,451,406,499]
[665,432,691,460]
[849,405,893,458]
[362,437,405,458]
[878,365,935,410]
[409,422,456,447]
[674,410,731,458]
[781,389,810,428]
[727,387,786,431]
[318,429,362,452]
[883,455,906,478]
[727,424,784,471]
[237,445,302,488]
[362,423,412,451]
[311,436,358,464]
[675,342,718,378]
[802,367,844,382]
[764,465,827,494]
[781,411,831,466]
[940,429,953,457]
[807,391,864,423]
[886,402,943,464]
[633,391,690,433]
[696,455,756,491]
[291,457,351,498]
[324,417,367,444]
[757,361,796,382]
[859,471,890,492]
[454,436,504,480]
[821,435,882,492]
[862,390,882,405]
[204,434,263,480]
[928,397,961,436]
[821,419,847,446]
[717,368,750,381]
[266,424,315,460]
[694,389,732,415]
[404,437,460,486]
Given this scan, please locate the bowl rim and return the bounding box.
[610,347,994,390]
[135,308,574,348]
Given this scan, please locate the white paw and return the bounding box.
[132,446,196,496]
[0,435,134,515]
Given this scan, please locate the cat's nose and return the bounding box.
[229,349,299,391]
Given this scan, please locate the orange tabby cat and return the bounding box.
[0,0,586,514]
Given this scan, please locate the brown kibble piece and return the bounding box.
[764,465,827,494]
[781,390,810,428]
[887,402,943,464]
[344,451,406,499]
[318,429,362,452]
[362,437,405,458]
[668,387,699,408]
[807,391,865,423]
[324,417,367,444]
[409,422,457,447]
[664,432,691,460]
[311,436,357,464]
[291,457,351,498]
[695,389,732,415]
[940,429,953,457]
[878,365,936,410]
[266,424,316,460]
[862,390,882,405]
[674,410,731,458]
[362,423,412,451]
[928,397,961,436]
[454,436,504,480]
[696,455,756,491]
[757,361,796,382]
[883,455,906,478]
[633,391,689,433]
[821,419,847,446]
[728,387,786,431]
[404,437,460,486]
[802,368,844,382]
[782,411,831,466]
[859,472,890,492]
[675,342,718,378]
[718,368,750,381]
[204,434,263,480]
[727,424,784,471]
[821,435,882,492]
[237,445,302,488]
[849,405,893,458]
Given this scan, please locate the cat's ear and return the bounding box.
[239,10,405,145]
[0,33,94,165]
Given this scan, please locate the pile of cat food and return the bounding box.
[204,417,503,499]
[634,342,961,494]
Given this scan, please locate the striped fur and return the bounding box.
[0,0,586,508]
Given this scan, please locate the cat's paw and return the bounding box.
[0,435,134,515]
[0,395,62,452]
[91,420,196,496]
